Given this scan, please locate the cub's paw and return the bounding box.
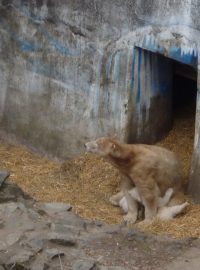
[138,219,153,226]
[109,196,120,206]
[123,213,137,224]
[119,197,128,213]
[165,187,174,198]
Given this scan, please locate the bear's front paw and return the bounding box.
[123,213,137,224]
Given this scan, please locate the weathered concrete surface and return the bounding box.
[161,244,200,270]
[1,179,200,270]
[0,0,140,158]
[2,0,200,199]
[188,89,200,201]
[0,0,200,159]
[188,150,200,202]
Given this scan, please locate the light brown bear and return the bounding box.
[85,137,186,223]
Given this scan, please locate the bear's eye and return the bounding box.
[111,143,116,150]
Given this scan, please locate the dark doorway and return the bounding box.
[173,61,197,115]
[158,60,197,180]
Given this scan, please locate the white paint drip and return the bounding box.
[116,25,199,61]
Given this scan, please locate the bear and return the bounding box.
[85,137,186,223]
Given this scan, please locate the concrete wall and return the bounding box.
[0,0,200,163]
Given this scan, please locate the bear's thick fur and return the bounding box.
[85,137,186,223]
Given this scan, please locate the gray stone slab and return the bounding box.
[6,231,23,246]
[72,260,97,270]
[45,248,65,259]
[31,259,49,270]
[50,222,81,235]
[0,171,10,188]
[162,247,200,270]
[36,202,72,216]
[100,267,130,270]
[43,202,72,212]
[48,232,77,246]
[0,182,27,203]
[0,240,7,251]
[7,249,34,265]
[24,238,44,253]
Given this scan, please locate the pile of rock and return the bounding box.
[0,171,196,270]
[0,171,128,270]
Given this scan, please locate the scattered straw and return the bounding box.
[0,104,198,239]
[0,138,122,224]
[157,104,195,178]
[134,201,200,239]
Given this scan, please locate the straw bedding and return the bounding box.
[0,105,199,239]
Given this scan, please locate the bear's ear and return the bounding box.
[113,134,118,139]
[111,142,116,150]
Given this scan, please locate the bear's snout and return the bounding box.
[84,141,98,153]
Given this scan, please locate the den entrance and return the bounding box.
[158,58,197,181]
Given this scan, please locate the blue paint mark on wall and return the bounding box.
[133,46,174,112]
[28,58,52,78]
[141,39,198,68]
[105,53,114,79]
[40,28,74,57]
[168,46,197,67]
[18,40,41,53]
[131,47,135,90]
[0,18,42,52]
[114,52,121,81]
[0,4,80,57]
[157,64,172,95]
[136,48,142,103]
[12,3,45,23]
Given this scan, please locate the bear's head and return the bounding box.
[84,137,121,157]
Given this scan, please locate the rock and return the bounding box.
[0,202,18,215]
[0,220,4,229]
[35,203,85,228]
[31,259,49,270]
[72,260,98,270]
[45,248,65,259]
[48,232,77,246]
[0,182,28,203]
[0,241,7,251]
[28,209,42,220]
[0,232,23,251]
[9,250,34,263]
[6,250,34,268]
[6,231,23,246]
[126,230,148,242]
[101,225,122,235]
[50,223,81,235]
[24,238,44,253]
[59,212,87,229]
[36,202,72,216]
[100,267,130,270]
[22,221,35,232]
[93,220,104,227]
[7,263,30,270]
[0,181,194,270]
[0,266,5,270]
[0,171,10,188]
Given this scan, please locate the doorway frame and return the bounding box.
[133,36,199,200]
